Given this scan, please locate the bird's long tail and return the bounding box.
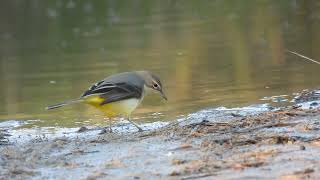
[45,98,83,110]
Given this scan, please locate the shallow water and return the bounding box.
[1,1,320,128]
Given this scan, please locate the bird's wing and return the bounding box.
[81,80,143,105]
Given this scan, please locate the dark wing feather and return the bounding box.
[81,80,112,97]
[81,81,143,105]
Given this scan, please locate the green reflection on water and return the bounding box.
[1,0,320,127]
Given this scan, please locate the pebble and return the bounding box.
[310,102,318,106]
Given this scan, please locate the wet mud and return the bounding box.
[1,89,320,179]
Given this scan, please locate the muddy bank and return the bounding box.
[1,90,320,179]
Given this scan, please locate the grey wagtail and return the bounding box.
[46,71,167,132]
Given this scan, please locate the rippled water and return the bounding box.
[1,1,320,128]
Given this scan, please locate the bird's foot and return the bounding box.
[98,126,113,135]
[137,126,144,132]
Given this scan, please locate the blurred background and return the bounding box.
[1,0,320,127]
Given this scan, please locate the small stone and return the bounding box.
[98,128,108,135]
[77,126,88,133]
[169,171,180,176]
[300,145,306,150]
[171,159,187,165]
[310,102,318,106]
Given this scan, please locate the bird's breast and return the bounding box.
[85,96,141,117]
[102,98,141,117]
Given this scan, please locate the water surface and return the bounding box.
[1,1,320,127]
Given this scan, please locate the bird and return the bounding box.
[46,71,167,132]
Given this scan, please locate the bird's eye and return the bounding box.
[153,84,158,88]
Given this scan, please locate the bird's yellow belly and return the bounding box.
[83,96,140,117]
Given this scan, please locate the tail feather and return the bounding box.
[45,99,82,110]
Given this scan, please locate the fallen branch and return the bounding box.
[286,49,320,65]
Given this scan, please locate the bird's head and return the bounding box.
[138,71,167,100]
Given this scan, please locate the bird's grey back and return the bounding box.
[102,71,145,87]
[81,71,146,98]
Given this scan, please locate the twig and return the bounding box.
[233,122,299,133]
[181,173,217,180]
[286,49,320,65]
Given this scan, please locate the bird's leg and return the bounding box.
[127,116,143,132]
[99,117,113,134]
[107,119,113,133]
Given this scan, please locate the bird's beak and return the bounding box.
[160,90,167,100]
